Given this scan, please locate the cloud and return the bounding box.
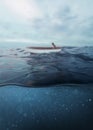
[4,0,42,20]
[0,0,93,45]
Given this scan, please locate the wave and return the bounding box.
[0,46,93,87]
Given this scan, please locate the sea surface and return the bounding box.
[0,43,93,129]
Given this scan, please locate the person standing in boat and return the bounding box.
[52,42,57,49]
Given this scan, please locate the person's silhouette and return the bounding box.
[52,43,56,48]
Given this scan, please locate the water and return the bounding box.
[0,44,93,86]
[0,42,93,129]
[0,85,93,130]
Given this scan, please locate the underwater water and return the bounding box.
[0,43,93,129]
[0,85,93,130]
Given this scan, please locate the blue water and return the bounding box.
[0,45,93,86]
[0,43,93,129]
[0,85,93,130]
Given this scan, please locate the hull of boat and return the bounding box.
[27,48,61,53]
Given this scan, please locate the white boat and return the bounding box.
[27,43,62,54]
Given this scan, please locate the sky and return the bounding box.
[0,0,93,46]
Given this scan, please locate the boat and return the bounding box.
[27,43,62,53]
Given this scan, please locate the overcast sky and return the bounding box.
[0,0,93,46]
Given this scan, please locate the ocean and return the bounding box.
[0,42,93,129]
